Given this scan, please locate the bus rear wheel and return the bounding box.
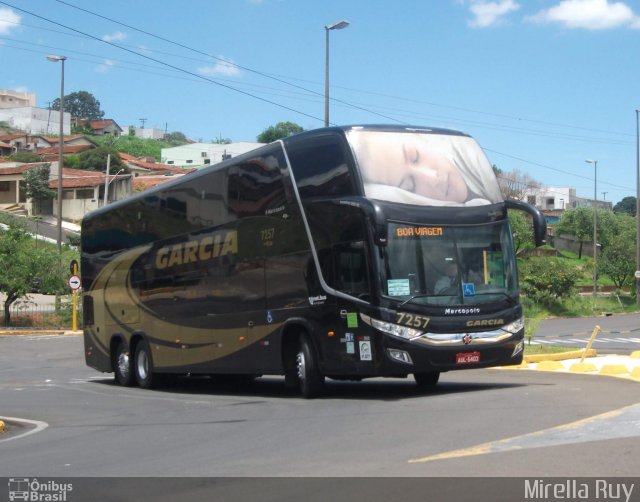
[296,337,324,399]
[134,339,156,389]
[414,371,440,388]
[114,341,134,387]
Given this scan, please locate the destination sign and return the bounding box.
[395,226,443,238]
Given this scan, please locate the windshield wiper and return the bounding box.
[399,294,432,307]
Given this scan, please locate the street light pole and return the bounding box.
[104,168,125,206]
[586,159,598,298]
[636,109,640,305]
[47,55,67,252]
[324,20,350,128]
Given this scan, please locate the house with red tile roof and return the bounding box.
[47,167,132,221]
[119,152,196,177]
[75,118,123,136]
[0,133,52,152]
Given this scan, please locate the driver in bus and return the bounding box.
[434,261,459,294]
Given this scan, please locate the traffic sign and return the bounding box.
[68,275,81,291]
[635,271,640,279]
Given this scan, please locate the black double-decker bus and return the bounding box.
[81,125,545,397]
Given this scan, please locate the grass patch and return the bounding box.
[524,344,577,355]
[522,294,639,319]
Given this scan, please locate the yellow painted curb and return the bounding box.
[599,364,630,376]
[631,367,640,378]
[0,330,65,336]
[0,420,5,433]
[535,361,565,371]
[569,362,598,373]
[525,349,596,363]
[631,351,640,359]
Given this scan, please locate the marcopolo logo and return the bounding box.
[8,478,73,501]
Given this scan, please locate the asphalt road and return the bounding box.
[0,212,79,245]
[533,312,640,353]
[1,335,638,481]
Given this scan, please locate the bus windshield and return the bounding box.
[380,221,518,306]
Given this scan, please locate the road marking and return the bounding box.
[408,403,640,464]
[0,417,48,442]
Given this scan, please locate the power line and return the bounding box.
[1,2,634,198]
[48,1,638,139]
[2,4,633,144]
[0,0,327,125]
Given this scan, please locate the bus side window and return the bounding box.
[333,242,369,298]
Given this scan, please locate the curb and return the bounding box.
[515,350,640,382]
[524,349,597,363]
[0,330,82,336]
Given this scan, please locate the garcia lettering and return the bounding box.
[466,319,504,327]
[155,230,238,269]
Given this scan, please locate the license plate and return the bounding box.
[456,351,481,365]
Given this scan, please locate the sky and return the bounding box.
[1,0,639,204]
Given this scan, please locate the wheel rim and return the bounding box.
[296,350,306,381]
[117,351,130,378]
[137,350,149,381]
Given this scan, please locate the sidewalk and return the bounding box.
[39,215,81,233]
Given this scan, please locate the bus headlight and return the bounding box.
[502,317,525,335]
[360,314,423,340]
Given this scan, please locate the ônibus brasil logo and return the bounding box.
[8,478,73,501]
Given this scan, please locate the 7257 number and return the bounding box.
[396,312,430,329]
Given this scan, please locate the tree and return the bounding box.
[10,152,44,163]
[555,207,621,259]
[77,146,127,174]
[600,215,636,289]
[555,207,595,259]
[23,164,55,214]
[212,135,231,144]
[164,131,188,145]
[495,168,540,200]
[613,196,637,216]
[51,91,105,120]
[508,210,534,254]
[0,222,66,325]
[257,122,304,143]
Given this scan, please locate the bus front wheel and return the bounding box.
[114,341,134,387]
[296,337,324,399]
[414,371,440,388]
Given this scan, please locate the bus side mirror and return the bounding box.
[505,199,547,247]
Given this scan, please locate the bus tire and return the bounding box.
[296,336,324,399]
[113,341,135,387]
[414,371,440,388]
[134,339,156,389]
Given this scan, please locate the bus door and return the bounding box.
[332,240,374,368]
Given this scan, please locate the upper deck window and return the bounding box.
[346,129,503,207]
[286,133,354,199]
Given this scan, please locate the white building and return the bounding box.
[133,127,166,140]
[521,186,612,211]
[161,142,264,168]
[0,106,71,135]
[0,90,36,109]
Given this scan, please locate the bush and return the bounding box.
[519,257,579,306]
